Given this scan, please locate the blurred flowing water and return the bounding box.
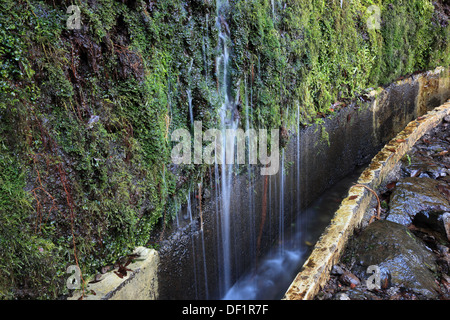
[215,0,238,295]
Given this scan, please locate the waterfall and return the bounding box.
[214,0,303,299]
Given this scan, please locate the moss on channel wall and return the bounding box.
[0,0,448,298]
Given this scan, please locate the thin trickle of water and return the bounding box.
[187,89,194,127]
[215,0,238,295]
[279,149,285,256]
[188,58,194,74]
[175,200,181,229]
[186,192,198,299]
[200,229,209,299]
[296,103,302,237]
[197,182,209,299]
[213,161,224,295]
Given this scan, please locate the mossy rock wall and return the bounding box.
[0,0,449,298]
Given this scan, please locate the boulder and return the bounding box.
[386,177,450,226]
[351,220,439,299]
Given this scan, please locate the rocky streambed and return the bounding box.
[316,116,450,300]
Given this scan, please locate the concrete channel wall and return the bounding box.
[70,67,450,300]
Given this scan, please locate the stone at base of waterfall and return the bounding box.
[350,220,439,299]
[386,177,450,226]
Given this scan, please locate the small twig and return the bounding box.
[353,183,381,223]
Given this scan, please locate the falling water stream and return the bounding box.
[187,89,194,127]
[186,192,198,299]
[279,150,285,255]
[215,0,243,296]
[216,0,296,299]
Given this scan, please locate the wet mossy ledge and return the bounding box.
[0,0,449,298]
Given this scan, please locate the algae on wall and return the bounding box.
[0,0,449,298]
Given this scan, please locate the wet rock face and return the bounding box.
[386,177,450,226]
[351,220,439,299]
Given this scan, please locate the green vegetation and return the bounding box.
[0,0,449,298]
